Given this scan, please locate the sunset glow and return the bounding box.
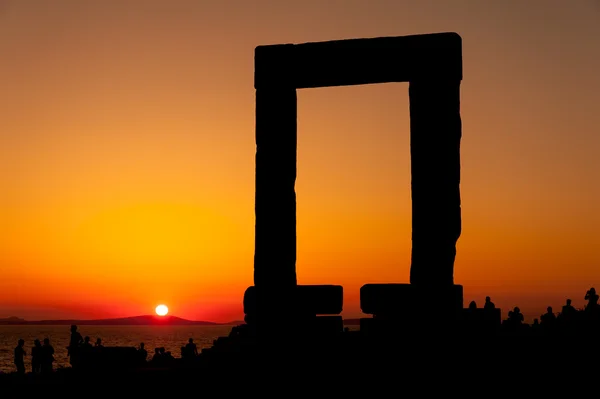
[1,1,599,323]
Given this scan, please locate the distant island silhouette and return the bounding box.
[0,315,237,326]
[0,315,362,326]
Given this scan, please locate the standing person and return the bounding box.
[31,339,42,374]
[185,338,198,357]
[41,338,55,374]
[14,339,26,375]
[138,342,148,363]
[585,288,599,309]
[68,324,83,367]
[484,296,495,310]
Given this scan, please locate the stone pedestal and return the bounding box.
[244,285,343,336]
[360,283,463,325]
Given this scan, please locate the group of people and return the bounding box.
[147,338,199,367]
[13,338,55,376]
[468,287,600,331]
[66,325,105,368]
[531,287,600,329]
[13,324,201,374]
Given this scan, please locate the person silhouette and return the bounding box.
[152,348,161,364]
[68,325,83,367]
[560,299,577,322]
[540,306,556,327]
[585,288,599,309]
[508,307,524,326]
[138,342,148,363]
[78,335,93,368]
[41,338,55,374]
[31,339,42,374]
[468,301,477,310]
[95,338,104,348]
[185,338,198,357]
[14,339,26,375]
[483,296,495,310]
[159,346,169,363]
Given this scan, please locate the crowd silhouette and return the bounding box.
[12,324,202,376]
[13,337,55,376]
[463,287,600,335]
[11,286,600,376]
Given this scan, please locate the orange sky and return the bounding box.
[1,0,599,323]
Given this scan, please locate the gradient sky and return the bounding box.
[1,0,599,322]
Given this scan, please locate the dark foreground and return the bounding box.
[2,324,599,397]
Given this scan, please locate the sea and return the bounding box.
[0,324,236,374]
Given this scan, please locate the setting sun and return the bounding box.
[155,304,169,317]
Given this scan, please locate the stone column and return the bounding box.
[254,88,298,322]
[408,80,462,286]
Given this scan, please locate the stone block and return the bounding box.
[360,283,463,317]
[255,32,462,89]
[244,285,343,316]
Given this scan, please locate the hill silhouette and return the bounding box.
[0,315,224,326]
[0,315,361,326]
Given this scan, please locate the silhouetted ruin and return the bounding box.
[250,32,463,332]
